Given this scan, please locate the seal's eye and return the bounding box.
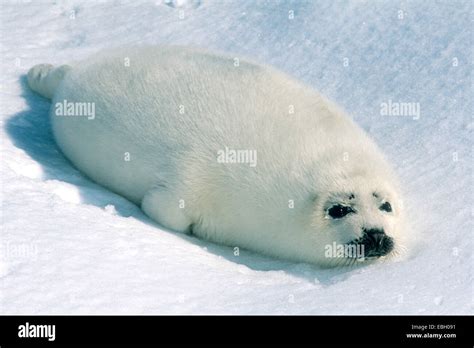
[327,205,355,219]
[379,201,392,213]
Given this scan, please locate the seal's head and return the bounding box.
[309,175,405,267]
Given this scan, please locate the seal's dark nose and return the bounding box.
[364,228,385,246]
[361,228,393,257]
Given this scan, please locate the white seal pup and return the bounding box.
[27,46,406,267]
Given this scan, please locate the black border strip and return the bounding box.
[0,315,472,346]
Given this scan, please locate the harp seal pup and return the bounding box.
[27,46,407,267]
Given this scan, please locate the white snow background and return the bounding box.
[0,0,472,314]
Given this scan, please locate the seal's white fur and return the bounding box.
[28,46,406,266]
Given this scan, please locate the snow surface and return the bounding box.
[0,0,472,314]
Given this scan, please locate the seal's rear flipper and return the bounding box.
[27,64,72,99]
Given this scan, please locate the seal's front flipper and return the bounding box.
[141,187,192,234]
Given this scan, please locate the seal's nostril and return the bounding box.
[372,232,384,246]
[363,228,385,246]
[363,228,385,235]
[359,228,394,257]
